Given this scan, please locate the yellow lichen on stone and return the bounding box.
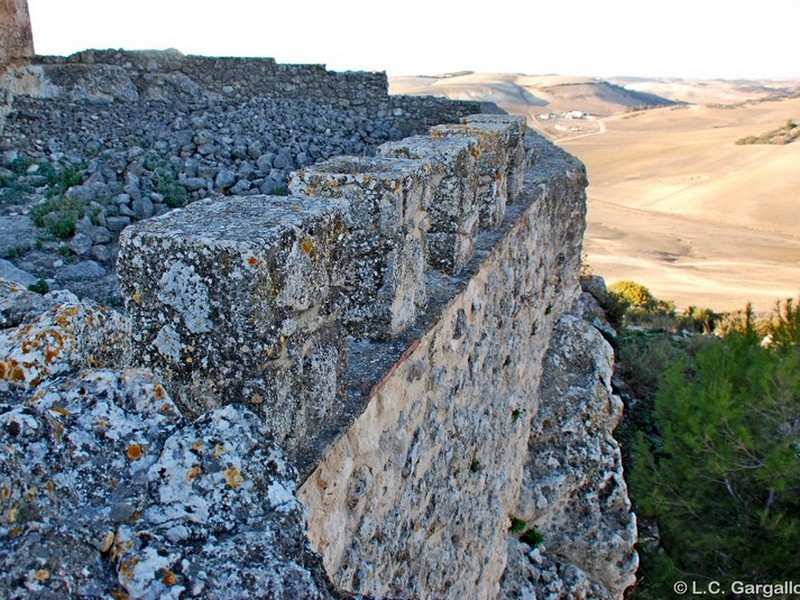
[300,237,315,255]
[32,569,50,583]
[186,465,202,482]
[224,466,243,489]
[213,443,225,459]
[131,290,142,305]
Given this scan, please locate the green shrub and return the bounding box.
[30,196,85,239]
[152,167,188,208]
[630,299,800,594]
[509,517,526,533]
[519,527,544,547]
[609,280,655,309]
[27,279,49,295]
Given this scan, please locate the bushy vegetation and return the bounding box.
[736,119,800,145]
[610,283,800,597]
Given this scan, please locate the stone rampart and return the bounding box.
[35,49,389,105]
[0,34,638,598]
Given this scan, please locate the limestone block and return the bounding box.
[429,121,514,229]
[0,281,129,389]
[0,370,332,598]
[289,156,431,339]
[462,113,528,201]
[117,195,348,455]
[377,135,479,273]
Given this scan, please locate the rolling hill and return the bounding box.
[390,73,800,312]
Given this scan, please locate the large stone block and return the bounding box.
[462,113,528,201]
[117,195,348,456]
[378,135,479,273]
[289,156,431,339]
[430,121,515,229]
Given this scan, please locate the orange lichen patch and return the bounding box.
[53,305,81,328]
[471,146,481,159]
[162,569,179,586]
[7,526,23,538]
[45,481,55,493]
[300,237,315,255]
[191,439,203,453]
[7,365,25,383]
[32,569,50,583]
[95,418,107,429]
[1,486,10,500]
[132,512,141,521]
[110,589,130,600]
[130,290,142,305]
[186,465,202,482]
[224,466,243,489]
[49,406,70,417]
[126,443,143,461]
[153,384,165,400]
[23,487,36,500]
[7,507,18,523]
[159,403,172,414]
[109,478,117,489]
[212,443,225,459]
[248,256,258,266]
[119,557,140,581]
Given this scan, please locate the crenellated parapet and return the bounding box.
[117,115,528,463]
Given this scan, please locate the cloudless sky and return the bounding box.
[26,0,800,79]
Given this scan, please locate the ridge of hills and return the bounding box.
[390,73,800,312]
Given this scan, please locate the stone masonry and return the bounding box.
[0,0,33,68]
[288,156,433,339]
[117,195,349,457]
[1,36,638,599]
[377,134,480,274]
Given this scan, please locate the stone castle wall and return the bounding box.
[0,0,33,67]
[0,28,637,599]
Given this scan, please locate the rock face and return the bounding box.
[117,195,349,457]
[0,48,638,598]
[0,0,33,67]
[297,133,592,598]
[500,312,638,598]
[0,280,333,599]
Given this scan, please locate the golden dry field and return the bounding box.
[391,75,800,312]
[562,98,800,312]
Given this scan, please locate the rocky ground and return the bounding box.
[0,92,420,305]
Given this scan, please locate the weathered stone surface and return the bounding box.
[0,258,36,287]
[0,0,33,66]
[504,312,638,598]
[429,120,514,229]
[289,156,431,338]
[298,134,589,598]
[0,216,37,257]
[0,371,333,599]
[0,281,129,389]
[378,134,479,273]
[462,113,528,201]
[117,194,348,457]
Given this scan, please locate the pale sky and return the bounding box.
[26,0,800,79]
